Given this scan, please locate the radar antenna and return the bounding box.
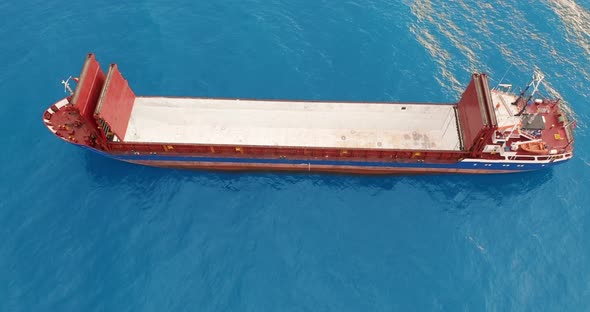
[514,70,546,116]
[530,70,545,98]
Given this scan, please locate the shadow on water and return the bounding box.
[410,169,555,212]
[79,150,561,231]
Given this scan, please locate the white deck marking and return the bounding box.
[124,97,461,150]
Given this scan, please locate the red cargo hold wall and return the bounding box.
[70,54,106,126]
[456,73,497,152]
[94,64,136,140]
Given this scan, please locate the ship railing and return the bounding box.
[492,124,520,144]
[494,84,513,93]
[498,144,516,157]
[563,118,576,143]
[504,152,573,162]
[108,142,471,161]
[518,130,536,141]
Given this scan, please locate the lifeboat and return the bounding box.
[519,141,548,155]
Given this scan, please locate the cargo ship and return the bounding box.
[42,54,575,174]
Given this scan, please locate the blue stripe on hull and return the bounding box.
[80,146,568,173]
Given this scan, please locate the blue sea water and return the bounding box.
[1,0,590,310]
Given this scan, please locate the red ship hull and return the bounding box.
[42,54,575,175]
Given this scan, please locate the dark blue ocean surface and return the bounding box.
[1,0,590,310]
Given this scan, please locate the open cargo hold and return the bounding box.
[124,98,462,150]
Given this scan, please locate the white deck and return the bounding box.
[124,97,462,150]
[490,90,520,128]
